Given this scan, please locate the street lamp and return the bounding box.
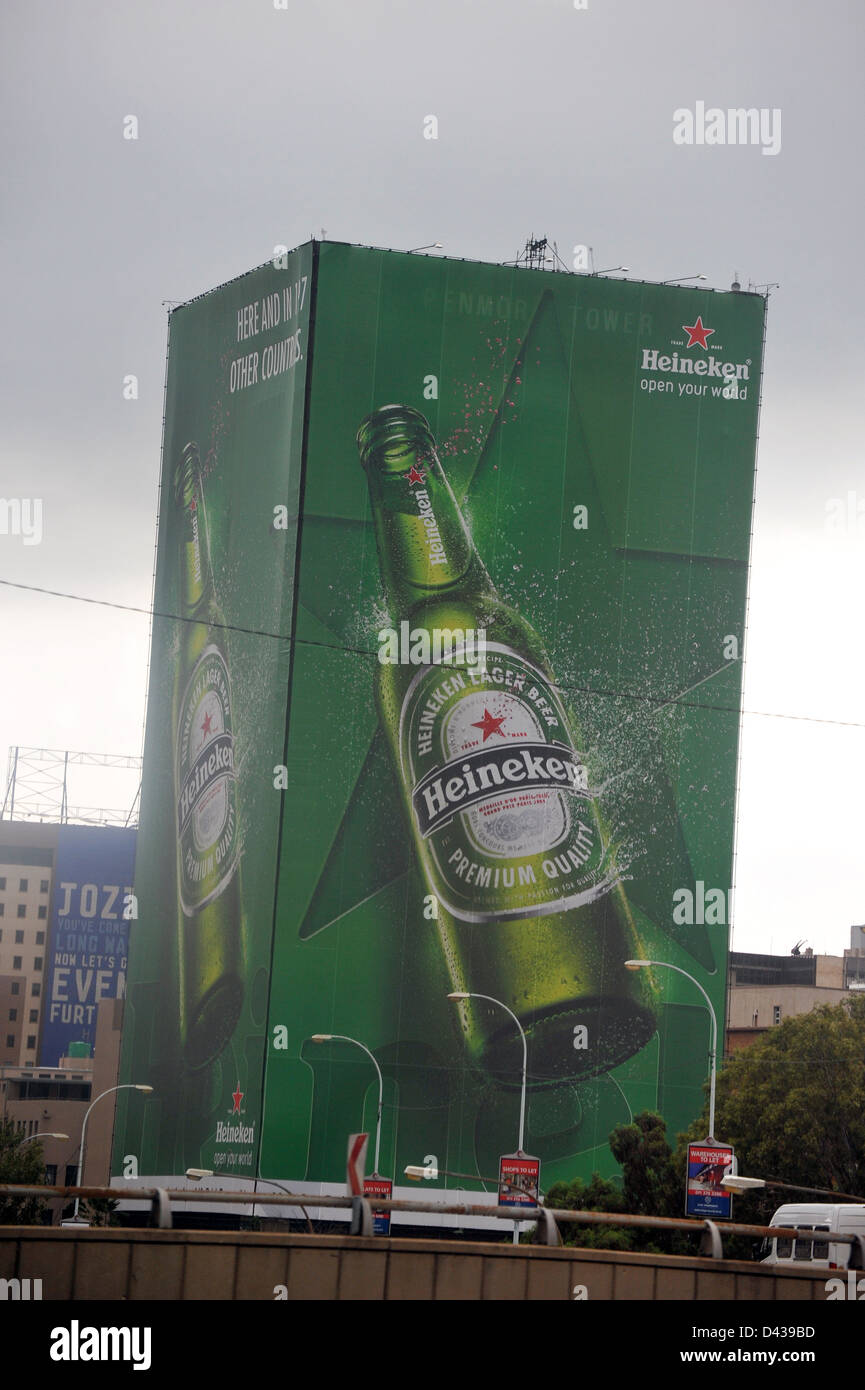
[408,242,442,253]
[448,991,528,1245]
[74,1084,153,1218]
[594,265,630,276]
[722,1175,865,1202]
[310,1034,384,1174]
[625,959,718,1140]
[660,274,707,284]
[185,1167,314,1229]
[186,1166,292,1196]
[19,1132,69,1143]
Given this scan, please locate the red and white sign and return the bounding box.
[363,1173,393,1235]
[498,1151,541,1208]
[346,1132,369,1196]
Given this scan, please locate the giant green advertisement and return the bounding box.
[116,241,765,1201]
[114,245,312,1178]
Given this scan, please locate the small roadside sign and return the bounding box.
[363,1173,393,1235]
[686,1141,734,1218]
[498,1151,541,1208]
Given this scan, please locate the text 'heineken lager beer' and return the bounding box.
[172,442,243,1070]
[357,406,656,1087]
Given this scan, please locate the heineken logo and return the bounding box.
[175,645,239,914]
[413,740,587,838]
[640,347,748,381]
[640,318,751,401]
[214,1120,255,1145]
[411,487,448,567]
[189,498,202,583]
[178,732,234,834]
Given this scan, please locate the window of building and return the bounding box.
[31,983,40,997]
[37,906,47,920]
[33,957,43,971]
[773,1005,782,1025]
[10,982,20,996]
[19,878,28,892]
[15,930,24,944]
[0,876,6,889]
[5,1035,14,1048]
[44,1164,57,1185]
[29,1009,38,1023]
[16,905,25,919]
[40,879,49,893]
[35,931,44,944]
[26,1035,36,1049]
[0,904,4,917]
[8,1010,17,1022]
[64,1165,78,1186]
[12,955,21,970]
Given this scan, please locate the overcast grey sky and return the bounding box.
[1,0,862,956]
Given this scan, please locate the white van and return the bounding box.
[761,1203,865,1269]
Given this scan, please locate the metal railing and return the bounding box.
[2,1182,864,1267]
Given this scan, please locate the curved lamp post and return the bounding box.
[74,1084,153,1218]
[625,959,718,1140]
[310,1034,384,1174]
[448,991,528,1244]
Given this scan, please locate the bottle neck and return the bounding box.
[361,418,494,614]
[175,446,214,617]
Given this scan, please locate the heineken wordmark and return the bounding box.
[358,405,656,1085]
[172,443,243,1069]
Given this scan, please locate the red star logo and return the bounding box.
[201,711,214,737]
[471,708,507,741]
[231,1087,243,1114]
[405,465,426,486]
[682,316,714,350]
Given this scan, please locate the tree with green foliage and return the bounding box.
[677,994,865,1228]
[0,1120,48,1225]
[545,997,865,1255]
[80,1196,120,1227]
[546,1113,689,1252]
[609,1110,682,1221]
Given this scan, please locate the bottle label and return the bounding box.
[175,644,239,915]
[399,643,616,922]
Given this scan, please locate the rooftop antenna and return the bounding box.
[509,236,570,272]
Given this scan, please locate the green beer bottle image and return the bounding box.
[357,405,656,1087]
[172,442,243,1070]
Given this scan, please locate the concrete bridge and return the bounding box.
[0,1226,837,1300]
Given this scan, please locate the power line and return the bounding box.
[2,575,864,731]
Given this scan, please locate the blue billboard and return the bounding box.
[40,825,137,1066]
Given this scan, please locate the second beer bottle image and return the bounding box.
[172,442,244,1071]
[357,405,657,1088]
